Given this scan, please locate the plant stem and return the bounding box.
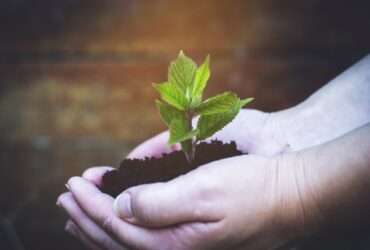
[184,111,195,163]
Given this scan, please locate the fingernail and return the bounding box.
[113,193,133,219]
[56,195,64,207]
[65,183,71,190]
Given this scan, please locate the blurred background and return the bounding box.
[0,1,369,249]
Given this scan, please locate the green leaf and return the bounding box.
[239,97,254,108]
[153,82,188,110]
[194,92,239,115]
[169,117,187,144]
[191,55,210,103]
[171,129,198,144]
[169,118,198,144]
[168,51,197,95]
[196,102,240,140]
[155,100,185,127]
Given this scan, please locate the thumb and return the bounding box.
[113,179,222,227]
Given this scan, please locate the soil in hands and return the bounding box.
[101,140,244,197]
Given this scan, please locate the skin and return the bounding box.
[57,55,370,250]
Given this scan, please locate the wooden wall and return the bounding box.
[0,1,369,249]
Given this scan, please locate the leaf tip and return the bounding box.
[179,50,185,57]
[205,54,210,64]
[240,97,254,107]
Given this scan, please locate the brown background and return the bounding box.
[0,1,369,249]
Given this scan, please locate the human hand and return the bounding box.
[57,154,312,250]
[55,108,341,250]
[55,108,309,250]
[128,102,358,160]
[128,109,291,159]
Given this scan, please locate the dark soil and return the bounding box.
[101,140,243,197]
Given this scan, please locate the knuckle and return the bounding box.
[102,215,116,233]
[130,184,165,224]
[195,178,220,202]
[131,191,151,221]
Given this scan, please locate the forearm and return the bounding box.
[275,54,370,150]
[293,123,370,238]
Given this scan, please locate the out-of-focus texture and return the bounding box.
[0,1,369,250]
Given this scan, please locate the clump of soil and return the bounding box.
[101,140,244,197]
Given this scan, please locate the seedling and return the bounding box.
[154,51,253,163]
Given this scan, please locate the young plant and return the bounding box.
[154,51,254,163]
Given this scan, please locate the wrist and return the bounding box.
[271,100,329,151]
[270,152,324,245]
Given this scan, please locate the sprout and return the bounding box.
[154,51,253,162]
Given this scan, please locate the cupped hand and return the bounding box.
[57,154,308,250]
[128,109,290,159]
[56,108,313,250]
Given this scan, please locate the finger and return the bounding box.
[127,131,180,159]
[65,220,102,250]
[57,192,126,250]
[66,177,171,249]
[113,174,224,228]
[82,166,115,187]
